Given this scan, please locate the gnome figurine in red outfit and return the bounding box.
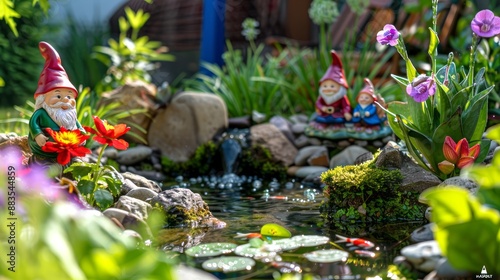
[313,50,352,127]
[28,41,85,166]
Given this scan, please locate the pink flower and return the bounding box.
[406,74,436,102]
[376,24,400,46]
[471,9,500,38]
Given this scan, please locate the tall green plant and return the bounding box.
[92,7,174,92]
[184,41,295,120]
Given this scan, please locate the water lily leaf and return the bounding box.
[185,243,237,257]
[303,249,349,263]
[202,256,255,272]
[260,223,291,238]
[269,238,301,251]
[291,235,330,247]
[234,243,274,259]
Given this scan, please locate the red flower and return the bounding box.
[42,127,92,165]
[442,136,480,169]
[84,116,130,150]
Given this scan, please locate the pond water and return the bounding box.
[156,175,425,279]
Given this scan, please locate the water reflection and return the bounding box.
[157,175,424,279]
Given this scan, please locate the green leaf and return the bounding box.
[185,243,237,257]
[65,163,94,179]
[260,223,292,238]
[202,257,255,273]
[0,0,21,36]
[94,189,114,209]
[427,27,439,58]
[461,89,490,141]
[486,124,500,143]
[77,180,96,195]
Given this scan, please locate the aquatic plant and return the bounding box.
[376,2,500,180]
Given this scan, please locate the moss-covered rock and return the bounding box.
[161,141,218,177]
[239,145,287,181]
[320,155,425,223]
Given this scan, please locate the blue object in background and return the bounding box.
[200,0,226,76]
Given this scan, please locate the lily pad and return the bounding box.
[291,235,330,247]
[269,238,301,251]
[185,242,238,257]
[234,243,277,259]
[202,256,256,272]
[304,249,349,263]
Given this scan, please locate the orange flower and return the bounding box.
[84,116,130,150]
[442,136,480,169]
[42,127,92,165]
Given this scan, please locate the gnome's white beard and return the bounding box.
[320,86,347,105]
[36,95,78,130]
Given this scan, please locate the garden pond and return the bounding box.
[155,174,425,279]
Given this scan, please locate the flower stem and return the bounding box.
[468,33,478,87]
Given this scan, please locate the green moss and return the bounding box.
[320,156,425,222]
[161,141,218,177]
[239,145,287,181]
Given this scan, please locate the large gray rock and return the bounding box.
[98,81,158,144]
[400,155,442,192]
[329,146,370,168]
[151,188,225,228]
[401,240,442,272]
[121,172,161,193]
[294,146,328,166]
[116,145,153,165]
[147,92,228,163]
[438,177,479,195]
[114,195,152,220]
[250,123,298,167]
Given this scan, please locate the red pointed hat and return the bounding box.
[34,41,77,99]
[358,78,377,101]
[320,50,348,88]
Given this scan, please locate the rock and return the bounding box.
[116,145,153,165]
[126,187,158,202]
[438,177,479,195]
[291,122,308,134]
[148,92,228,162]
[228,116,251,128]
[288,114,309,124]
[120,178,140,196]
[399,155,442,192]
[220,138,242,174]
[302,171,325,186]
[129,170,166,182]
[252,111,266,123]
[269,115,295,143]
[114,196,152,220]
[401,240,442,272]
[294,166,329,178]
[102,207,134,224]
[151,188,221,227]
[250,123,298,167]
[102,147,119,159]
[329,146,370,168]
[307,137,322,146]
[307,149,329,167]
[425,207,432,221]
[354,152,374,165]
[286,166,301,177]
[121,172,162,193]
[295,146,328,166]
[434,258,472,278]
[375,141,403,169]
[410,223,435,243]
[98,81,158,144]
[293,134,310,148]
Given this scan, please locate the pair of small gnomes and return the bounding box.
[314,51,385,130]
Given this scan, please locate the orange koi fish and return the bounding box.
[335,234,375,249]
[234,232,263,240]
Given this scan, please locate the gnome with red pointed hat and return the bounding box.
[314,50,352,126]
[28,41,84,166]
[351,78,384,132]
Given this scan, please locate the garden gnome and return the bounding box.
[351,78,384,132]
[28,41,84,167]
[314,50,352,126]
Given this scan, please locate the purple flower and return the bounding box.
[406,74,436,102]
[376,24,400,46]
[471,9,500,38]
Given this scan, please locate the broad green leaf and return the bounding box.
[435,82,451,123]
[0,0,20,36]
[435,62,457,84]
[476,186,500,211]
[431,109,464,164]
[260,223,291,238]
[461,89,490,141]
[0,76,4,87]
[94,189,114,209]
[486,124,500,143]
[390,74,409,88]
[65,163,93,179]
[77,180,95,195]
[394,115,432,172]
[419,187,476,226]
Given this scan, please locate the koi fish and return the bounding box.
[354,249,376,258]
[335,234,375,249]
[234,232,263,240]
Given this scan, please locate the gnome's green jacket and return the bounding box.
[28,108,83,159]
